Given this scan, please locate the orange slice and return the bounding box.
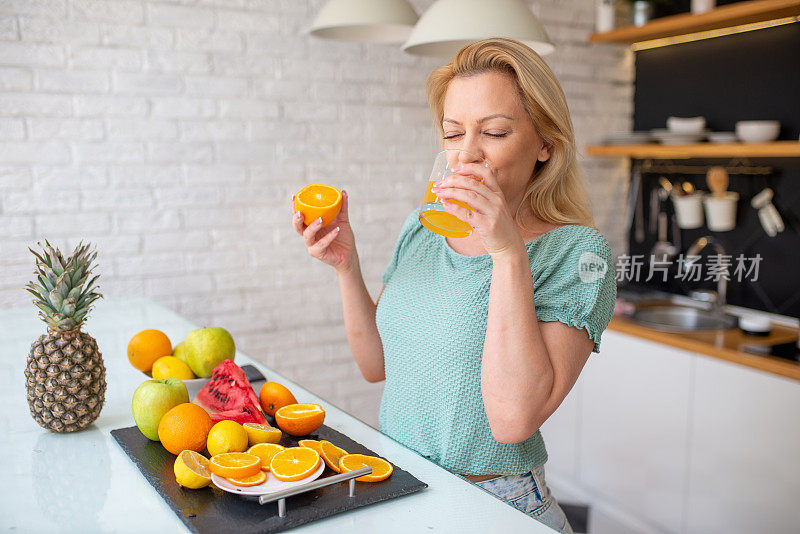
[274,403,325,437]
[319,440,348,473]
[226,470,267,487]
[247,443,285,472]
[269,446,321,482]
[209,452,262,479]
[298,439,322,454]
[339,454,393,482]
[294,184,342,227]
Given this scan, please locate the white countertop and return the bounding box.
[0,297,559,533]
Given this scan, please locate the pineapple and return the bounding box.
[24,241,106,433]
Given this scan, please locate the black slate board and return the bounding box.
[111,424,427,533]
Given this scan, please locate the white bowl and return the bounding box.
[667,116,706,135]
[735,121,780,143]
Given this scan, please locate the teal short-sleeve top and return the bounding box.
[375,208,616,475]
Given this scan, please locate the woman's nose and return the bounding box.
[457,142,484,164]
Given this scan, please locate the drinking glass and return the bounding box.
[419,149,483,238]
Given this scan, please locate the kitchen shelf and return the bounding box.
[589,0,800,44]
[586,141,800,159]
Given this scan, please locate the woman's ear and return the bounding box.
[537,143,551,162]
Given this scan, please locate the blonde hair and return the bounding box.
[426,38,594,228]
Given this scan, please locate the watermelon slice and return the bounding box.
[196,359,266,424]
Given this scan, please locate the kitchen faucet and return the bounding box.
[684,236,727,315]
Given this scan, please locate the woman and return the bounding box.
[292,38,616,533]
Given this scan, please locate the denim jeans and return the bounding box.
[475,465,574,533]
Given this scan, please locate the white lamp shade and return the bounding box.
[402,0,555,57]
[309,0,419,43]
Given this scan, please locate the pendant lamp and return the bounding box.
[402,0,555,57]
[309,0,419,43]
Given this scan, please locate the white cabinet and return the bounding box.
[579,330,693,533]
[685,356,800,534]
[541,329,800,534]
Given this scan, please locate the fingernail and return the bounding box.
[452,165,462,172]
[484,162,489,168]
[295,211,302,219]
[316,217,323,224]
[433,180,442,187]
[335,226,340,232]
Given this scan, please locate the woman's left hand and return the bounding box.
[432,162,524,257]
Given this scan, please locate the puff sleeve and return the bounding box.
[531,227,617,353]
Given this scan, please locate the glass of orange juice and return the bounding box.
[419,149,483,238]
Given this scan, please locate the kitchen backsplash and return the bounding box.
[625,23,800,318]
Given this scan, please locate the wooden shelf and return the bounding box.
[589,0,800,44]
[586,141,800,159]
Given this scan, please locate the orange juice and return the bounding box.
[418,179,475,238]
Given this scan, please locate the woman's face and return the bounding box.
[441,70,550,207]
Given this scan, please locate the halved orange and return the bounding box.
[247,443,285,472]
[339,454,393,482]
[226,470,267,487]
[298,439,322,454]
[274,403,325,437]
[269,446,321,482]
[294,184,342,227]
[209,452,262,479]
[319,440,348,473]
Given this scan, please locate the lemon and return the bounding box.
[152,356,195,380]
[206,420,248,457]
[174,450,211,489]
[243,422,282,446]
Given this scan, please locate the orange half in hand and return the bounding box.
[294,184,342,227]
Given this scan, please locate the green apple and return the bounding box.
[184,327,235,378]
[131,378,189,441]
[172,341,188,363]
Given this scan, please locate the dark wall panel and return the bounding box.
[626,21,800,318]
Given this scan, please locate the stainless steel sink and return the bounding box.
[630,305,738,332]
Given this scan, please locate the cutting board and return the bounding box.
[112,422,427,533]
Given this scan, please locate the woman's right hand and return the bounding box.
[292,189,357,273]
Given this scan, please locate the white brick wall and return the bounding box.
[0,0,632,428]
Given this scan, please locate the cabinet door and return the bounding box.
[686,356,800,534]
[579,330,693,534]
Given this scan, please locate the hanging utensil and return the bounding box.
[751,187,785,237]
[706,166,729,198]
[651,211,678,263]
[630,163,645,243]
[671,213,681,251]
[649,187,660,234]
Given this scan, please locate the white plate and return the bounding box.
[211,458,326,497]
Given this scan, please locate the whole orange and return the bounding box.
[158,403,213,455]
[128,329,173,373]
[293,184,342,227]
[274,403,325,436]
[259,382,298,417]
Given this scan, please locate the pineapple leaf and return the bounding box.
[28,247,48,267]
[36,272,55,293]
[25,286,48,303]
